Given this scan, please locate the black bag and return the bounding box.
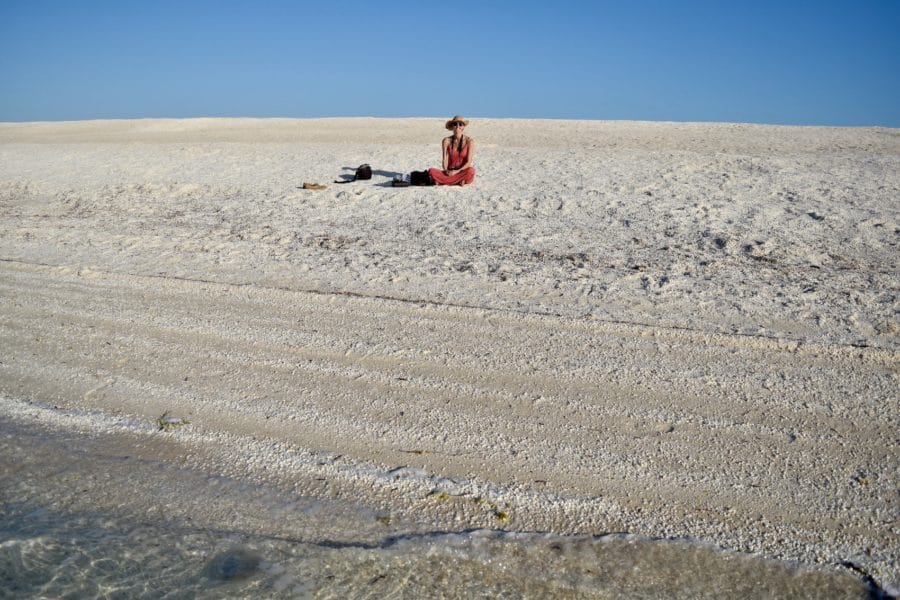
[410,170,434,186]
[336,164,372,183]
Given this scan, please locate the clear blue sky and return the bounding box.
[1,0,898,126]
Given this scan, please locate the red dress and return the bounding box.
[428,139,475,185]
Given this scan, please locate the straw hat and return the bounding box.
[445,115,470,130]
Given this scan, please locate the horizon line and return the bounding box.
[1,115,896,130]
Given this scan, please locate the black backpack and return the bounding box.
[410,170,434,186]
[336,164,372,183]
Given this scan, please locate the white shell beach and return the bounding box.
[1,117,897,595]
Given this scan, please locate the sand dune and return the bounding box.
[1,118,897,592]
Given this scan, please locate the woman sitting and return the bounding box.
[428,116,476,186]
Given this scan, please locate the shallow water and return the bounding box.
[0,506,876,599]
[0,416,876,599]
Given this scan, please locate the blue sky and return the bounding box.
[1,1,898,126]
